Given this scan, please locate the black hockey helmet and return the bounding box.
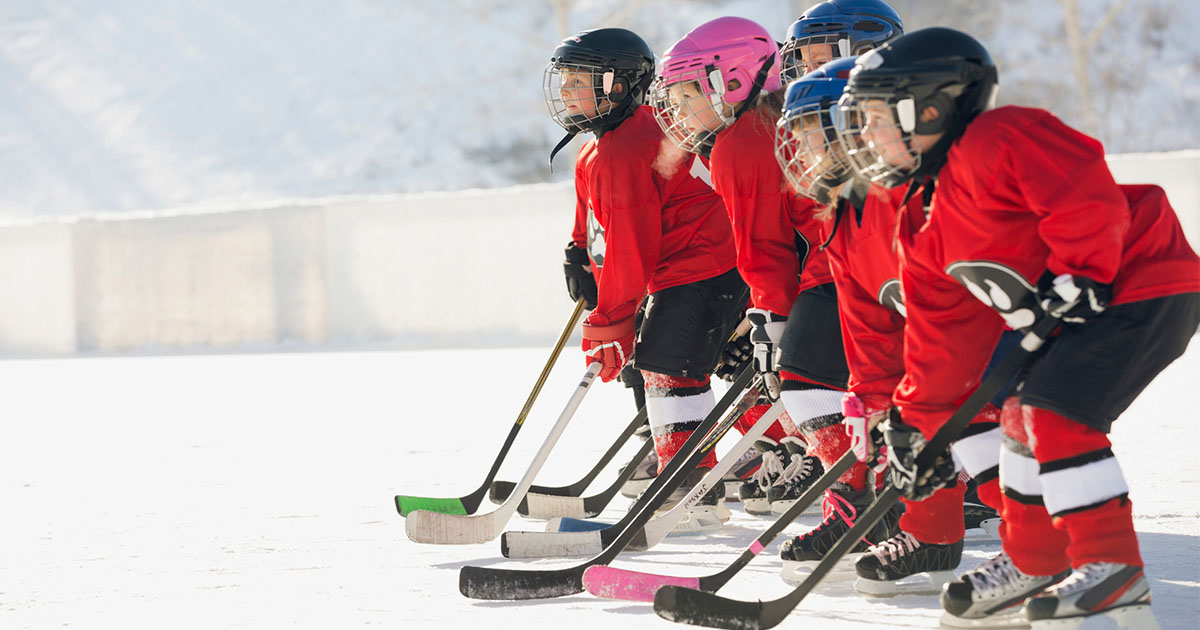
[545,28,655,166]
[838,27,998,186]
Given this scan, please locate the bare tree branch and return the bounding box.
[1084,0,1133,49]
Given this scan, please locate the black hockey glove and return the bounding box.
[1037,271,1111,325]
[715,321,753,382]
[884,415,958,501]
[563,242,598,310]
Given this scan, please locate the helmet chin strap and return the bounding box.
[732,54,777,120]
[548,131,578,171]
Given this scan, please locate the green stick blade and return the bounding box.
[395,495,468,517]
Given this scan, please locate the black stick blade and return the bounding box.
[654,585,766,630]
[488,481,516,504]
[459,564,586,600]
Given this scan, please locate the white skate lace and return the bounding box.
[865,531,920,566]
[752,448,786,491]
[965,552,1031,598]
[777,451,815,486]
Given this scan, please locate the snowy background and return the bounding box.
[0,0,1196,219]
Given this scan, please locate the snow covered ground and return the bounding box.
[1,341,1197,629]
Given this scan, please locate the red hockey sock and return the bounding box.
[1020,405,1143,568]
[1000,498,1071,576]
[975,477,1002,511]
[734,403,792,444]
[806,422,869,490]
[901,481,967,544]
[643,371,718,472]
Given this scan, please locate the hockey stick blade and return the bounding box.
[395,300,584,517]
[655,586,767,630]
[406,364,600,544]
[585,451,858,601]
[491,405,648,503]
[459,563,587,601]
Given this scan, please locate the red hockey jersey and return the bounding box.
[570,105,737,324]
[823,186,920,404]
[894,106,1200,437]
[709,107,833,316]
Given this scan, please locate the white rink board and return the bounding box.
[0,152,1193,357]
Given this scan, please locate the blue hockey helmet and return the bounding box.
[775,57,859,204]
[781,0,903,80]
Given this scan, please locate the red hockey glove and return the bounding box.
[582,313,635,382]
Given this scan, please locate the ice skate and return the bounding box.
[1024,562,1158,630]
[721,445,763,501]
[647,466,730,535]
[940,551,1070,629]
[778,483,900,584]
[962,478,1001,541]
[767,437,823,515]
[853,531,963,596]
[619,447,659,499]
[736,438,788,515]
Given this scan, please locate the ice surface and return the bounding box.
[0,343,1196,628]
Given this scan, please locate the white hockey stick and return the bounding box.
[405,362,602,545]
[503,400,784,559]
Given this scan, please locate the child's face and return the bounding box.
[859,99,917,169]
[797,42,836,75]
[667,81,725,134]
[792,113,832,172]
[559,70,609,119]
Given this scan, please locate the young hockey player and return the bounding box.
[780,0,904,80]
[545,27,763,525]
[776,56,1003,595]
[839,27,1200,628]
[651,16,897,560]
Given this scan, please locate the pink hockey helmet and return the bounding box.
[651,16,783,153]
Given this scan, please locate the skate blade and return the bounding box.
[854,569,955,597]
[780,555,856,586]
[963,518,1002,543]
[620,477,654,499]
[939,608,1029,629]
[742,497,772,516]
[1029,603,1159,630]
[668,512,724,536]
[769,498,821,516]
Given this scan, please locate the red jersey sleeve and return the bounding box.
[710,113,799,315]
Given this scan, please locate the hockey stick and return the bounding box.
[582,449,858,601]
[405,362,602,544]
[497,365,753,551]
[395,299,586,517]
[517,431,655,519]
[653,317,1059,629]
[490,405,648,504]
[460,370,763,596]
[506,400,784,558]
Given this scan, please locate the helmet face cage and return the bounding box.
[775,101,852,202]
[835,90,921,187]
[649,69,735,154]
[781,35,850,81]
[545,61,628,133]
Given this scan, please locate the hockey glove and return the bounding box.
[746,308,787,399]
[563,242,598,310]
[842,392,889,471]
[714,317,753,382]
[1037,271,1111,325]
[884,415,958,501]
[582,312,635,382]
